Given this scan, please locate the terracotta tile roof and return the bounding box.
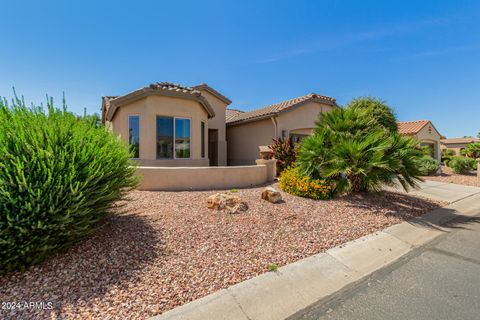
[441,137,480,144]
[226,93,336,125]
[148,82,203,96]
[102,82,215,122]
[397,120,431,135]
[226,109,245,122]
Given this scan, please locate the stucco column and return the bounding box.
[255,159,277,182]
[477,159,480,179]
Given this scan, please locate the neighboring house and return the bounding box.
[397,120,442,161]
[102,82,231,167]
[226,93,337,165]
[440,137,480,155]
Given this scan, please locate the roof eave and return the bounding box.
[106,88,216,121]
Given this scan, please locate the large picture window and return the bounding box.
[175,118,191,159]
[156,116,191,159]
[128,115,140,158]
[156,116,174,159]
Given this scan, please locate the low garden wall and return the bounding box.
[137,159,276,191]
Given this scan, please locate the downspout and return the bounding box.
[270,116,278,139]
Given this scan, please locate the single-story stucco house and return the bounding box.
[397,120,442,161]
[102,82,337,167]
[440,137,480,155]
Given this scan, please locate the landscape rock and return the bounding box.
[207,193,248,214]
[261,187,282,203]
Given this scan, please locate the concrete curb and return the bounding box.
[151,192,480,320]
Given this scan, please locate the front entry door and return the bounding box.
[208,129,218,166]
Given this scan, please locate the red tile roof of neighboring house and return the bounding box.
[226,93,336,125]
[397,120,431,135]
[441,137,480,144]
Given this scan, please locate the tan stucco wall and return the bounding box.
[226,102,334,165]
[198,90,228,166]
[415,123,442,161]
[110,95,209,166]
[137,161,276,191]
[276,102,335,137]
[227,118,275,165]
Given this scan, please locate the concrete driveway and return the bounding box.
[288,213,480,320]
[388,180,480,203]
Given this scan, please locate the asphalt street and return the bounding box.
[289,215,480,320]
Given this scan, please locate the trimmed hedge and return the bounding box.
[0,97,139,273]
[279,167,333,200]
[417,156,440,176]
[448,156,477,174]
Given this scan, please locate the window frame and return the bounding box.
[201,121,206,158]
[128,114,140,159]
[156,115,192,160]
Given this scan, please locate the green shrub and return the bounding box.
[448,156,476,174]
[269,137,296,173]
[279,167,333,200]
[417,156,440,176]
[441,148,455,163]
[296,104,423,194]
[0,96,139,273]
[462,142,480,159]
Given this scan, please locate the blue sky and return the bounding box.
[1,0,479,137]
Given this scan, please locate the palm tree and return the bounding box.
[296,105,423,194]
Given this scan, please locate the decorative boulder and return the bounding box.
[261,187,282,203]
[207,193,248,214]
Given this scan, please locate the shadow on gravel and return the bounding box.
[0,210,163,319]
[344,191,442,221]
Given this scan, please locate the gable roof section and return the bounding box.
[193,83,232,105]
[441,137,480,145]
[226,93,336,126]
[103,82,215,122]
[397,120,430,135]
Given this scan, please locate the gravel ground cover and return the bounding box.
[0,183,443,320]
[424,166,480,187]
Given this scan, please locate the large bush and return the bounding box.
[279,167,333,200]
[297,103,423,194]
[449,156,477,174]
[441,148,455,164]
[461,142,480,159]
[345,97,398,133]
[0,97,139,273]
[269,137,296,173]
[417,156,440,176]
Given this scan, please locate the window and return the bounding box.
[201,121,205,158]
[128,115,140,158]
[157,116,174,159]
[175,118,191,158]
[156,116,191,159]
[290,133,308,144]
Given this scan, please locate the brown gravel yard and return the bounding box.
[424,166,480,187]
[0,183,444,320]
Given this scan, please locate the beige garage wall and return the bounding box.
[137,160,276,191]
[227,118,275,166]
[276,102,334,136]
[111,95,209,166]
